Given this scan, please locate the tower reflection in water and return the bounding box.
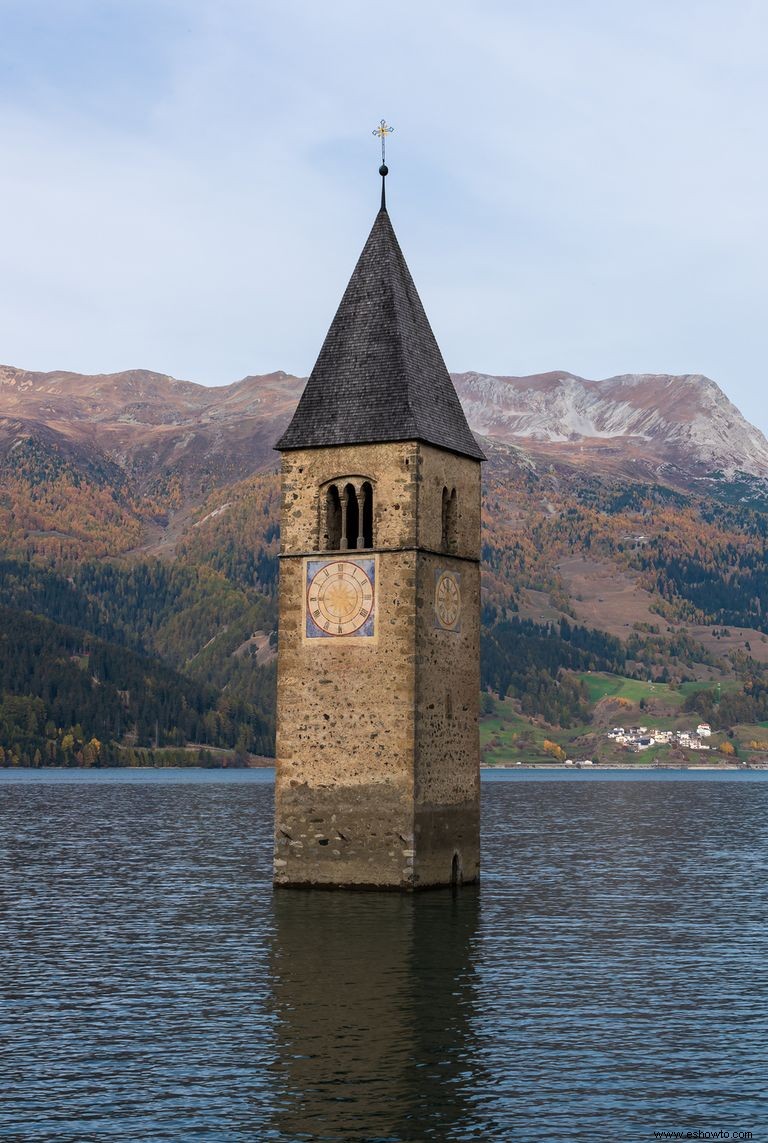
[265,887,485,1142]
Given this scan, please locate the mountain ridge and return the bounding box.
[452,371,768,481]
[2,364,766,499]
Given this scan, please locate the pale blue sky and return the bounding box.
[1,0,767,430]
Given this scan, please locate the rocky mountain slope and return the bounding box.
[0,365,303,498]
[3,364,767,502]
[453,371,768,484]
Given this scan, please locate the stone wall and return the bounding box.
[275,441,481,890]
[279,442,420,555]
[415,442,481,559]
[413,446,481,887]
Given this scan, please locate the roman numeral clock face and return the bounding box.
[305,558,376,639]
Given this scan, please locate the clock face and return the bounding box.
[434,569,461,631]
[305,558,376,639]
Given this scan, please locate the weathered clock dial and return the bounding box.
[434,569,461,631]
[305,558,376,638]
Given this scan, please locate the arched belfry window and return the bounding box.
[361,482,373,548]
[343,484,359,550]
[324,485,342,550]
[321,479,374,551]
[442,486,458,553]
[447,489,457,551]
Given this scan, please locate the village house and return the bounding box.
[605,724,714,753]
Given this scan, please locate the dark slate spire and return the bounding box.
[275,201,485,461]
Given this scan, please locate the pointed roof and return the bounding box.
[276,205,485,461]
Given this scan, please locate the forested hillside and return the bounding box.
[4,367,768,765]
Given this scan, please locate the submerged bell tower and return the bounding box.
[274,147,484,890]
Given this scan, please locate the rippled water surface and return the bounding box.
[1,769,767,1142]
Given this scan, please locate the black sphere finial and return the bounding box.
[372,121,394,212]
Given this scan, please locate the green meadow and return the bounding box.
[478,673,749,767]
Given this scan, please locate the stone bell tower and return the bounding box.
[273,167,484,890]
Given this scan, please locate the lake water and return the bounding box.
[1,769,766,1142]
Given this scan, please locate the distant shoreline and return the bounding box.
[480,762,766,771]
[3,761,766,774]
[0,761,275,772]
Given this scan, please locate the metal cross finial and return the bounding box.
[373,119,394,166]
